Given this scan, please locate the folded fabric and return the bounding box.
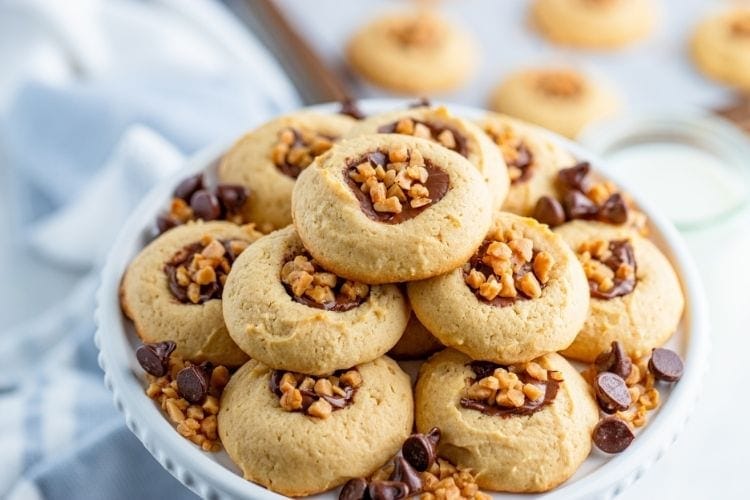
[0,0,300,497]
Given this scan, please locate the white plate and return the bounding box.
[95,99,710,500]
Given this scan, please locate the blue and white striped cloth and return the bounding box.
[0,1,299,498]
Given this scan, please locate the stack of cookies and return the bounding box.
[120,102,685,497]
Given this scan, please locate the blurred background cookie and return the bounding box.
[692,6,750,91]
[531,0,657,49]
[489,67,620,138]
[346,10,478,93]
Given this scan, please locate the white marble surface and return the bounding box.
[274,0,749,498]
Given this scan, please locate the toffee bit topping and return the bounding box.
[141,344,229,452]
[463,226,555,307]
[731,13,750,37]
[536,70,585,98]
[341,427,490,500]
[577,238,636,299]
[389,14,442,48]
[164,234,249,304]
[377,118,469,157]
[460,360,562,417]
[269,368,362,419]
[271,126,335,178]
[345,147,450,224]
[280,252,370,311]
[156,173,250,234]
[482,122,535,184]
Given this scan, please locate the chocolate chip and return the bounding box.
[595,341,632,379]
[173,174,204,201]
[390,456,422,494]
[649,348,684,382]
[563,191,599,220]
[533,195,566,227]
[176,363,211,403]
[594,372,631,412]
[557,162,590,192]
[367,480,408,500]
[190,190,221,221]
[156,214,179,234]
[468,360,498,380]
[593,417,635,453]
[339,478,369,500]
[409,97,431,108]
[598,193,628,224]
[339,98,365,120]
[135,341,176,377]
[367,151,388,168]
[402,427,440,472]
[268,370,284,396]
[215,184,249,214]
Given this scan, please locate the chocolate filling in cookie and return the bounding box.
[377,118,469,157]
[483,123,535,184]
[164,235,249,304]
[533,162,630,228]
[345,147,450,224]
[271,127,336,178]
[460,360,562,418]
[577,238,637,299]
[463,228,555,307]
[280,252,370,311]
[269,368,361,419]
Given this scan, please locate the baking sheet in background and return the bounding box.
[277,1,749,498]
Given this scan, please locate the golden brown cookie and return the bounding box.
[120,221,263,367]
[292,134,493,284]
[531,0,657,49]
[388,314,444,360]
[489,67,619,138]
[222,226,410,375]
[415,349,598,492]
[478,113,575,216]
[219,357,414,497]
[408,212,589,364]
[692,7,750,91]
[217,112,356,231]
[348,106,509,209]
[346,11,478,93]
[554,220,684,362]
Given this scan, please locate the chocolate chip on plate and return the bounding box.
[173,173,204,201]
[649,348,684,382]
[593,416,635,454]
[368,480,409,500]
[402,427,440,472]
[564,190,599,220]
[190,190,221,221]
[595,341,632,379]
[176,363,211,403]
[339,477,369,500]
[594,372,631,412]
[156,214,179,235]
[557,162,590,192]
[599,193,629,224]
[390,456,422,494]
[135,341,176,377]
[339,98,365,120]
[533,195,566,227]
[215,184,249,213]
